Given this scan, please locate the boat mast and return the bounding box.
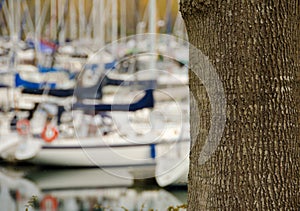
[111,0,117,57]
[78,0,86,42]
[0,0,8,36]
[69,1,77,41]
[120,0,126,40]
[16,0,21,39]
[148,0,156,73]
[50,0,57,41]
[22,1,35,38]
[35,0,40,38]
[34,0,40,65]
[92,0,105,70]
[99,0,105,71]
[92,0,96,44]
[35,0,50,66]
[58,0,67,45]
[8,0,17,70]
[9,0,14,40]
[2,1,11,38]
[165,0,172,34]
[92,0,98,46]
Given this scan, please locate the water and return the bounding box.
[0,162,187,211]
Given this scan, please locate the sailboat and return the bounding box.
[1,68,189,169]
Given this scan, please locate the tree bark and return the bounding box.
[180,0,299,210]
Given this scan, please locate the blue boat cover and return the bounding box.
[84,60,116,70]
[72,89,154,112]
[22,88,74,97]
[21,74,156,100]
[37,65,77,80]
[38,65,66,73]
[15,73,56,89]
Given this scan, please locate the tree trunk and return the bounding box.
[180,1,299,210]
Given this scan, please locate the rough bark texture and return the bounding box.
[181,0,299,210]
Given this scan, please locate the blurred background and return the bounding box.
[0,0,186,42]
[0,1,189,210]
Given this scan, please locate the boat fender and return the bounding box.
[16,119,30,135]
[40,195,58,211]
[41,125,59,143]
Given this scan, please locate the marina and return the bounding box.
[0,0,189,209]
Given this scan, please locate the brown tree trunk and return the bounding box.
[180,0,299,210]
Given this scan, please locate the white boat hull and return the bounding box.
[155,140,190,187]
[0,133,22,160]
[19,140,157,167]
[1,133,190,186]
